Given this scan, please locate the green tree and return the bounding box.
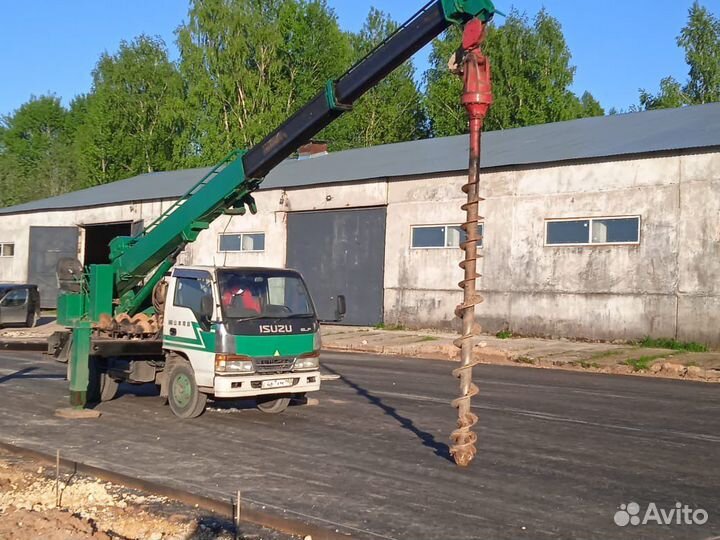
[423,25,465,137]
[74,35,184,185]
[177,0,351,165]
[679,1,720,104]
[324,8,427,149]
[639,76,687,110]
[640,2,719,109]
[424,9,603,136]
[0,95,77,205]
[579,91,605,117]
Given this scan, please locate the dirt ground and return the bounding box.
[0,448,291,540]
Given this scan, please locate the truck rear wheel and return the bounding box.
[256,395,291,414]
[99,374,119,402]
[87,360,118,403]
[168,363,207,419]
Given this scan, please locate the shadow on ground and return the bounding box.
[322,364,454,463]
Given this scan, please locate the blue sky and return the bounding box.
[0,0,699,116]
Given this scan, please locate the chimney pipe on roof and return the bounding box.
[297,140,328,159]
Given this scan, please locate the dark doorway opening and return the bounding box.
[82,222,133,266]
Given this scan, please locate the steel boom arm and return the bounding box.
[109,0,496,314]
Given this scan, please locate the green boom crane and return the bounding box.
[56,0,497,464]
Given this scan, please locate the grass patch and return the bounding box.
[637,337,708,352]
[515,356,535,365]
[623,356,660,372]
[571,360,601,369]
[374,322,406,331]
[419,336,438,342]
[589,349,624,360]
[496,330,513,339]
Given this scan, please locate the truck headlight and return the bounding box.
[294,353,319,371]
[215,354,254,373]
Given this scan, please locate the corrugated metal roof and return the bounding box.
[2,103,718,215]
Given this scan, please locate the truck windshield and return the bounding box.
[217,270,315,320]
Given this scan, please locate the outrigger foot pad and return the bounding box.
[54,407,102,419]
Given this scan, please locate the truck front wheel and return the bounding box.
[168,363,207,419]
[256,395,291,414]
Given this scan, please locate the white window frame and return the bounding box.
[217,232,266,253]
[410,223,484,250]
[0,243,14,257]
[544,216,641,247]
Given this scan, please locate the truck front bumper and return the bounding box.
[213,370,321,398]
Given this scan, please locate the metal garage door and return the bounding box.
[28,226,79,309]
[287,208,386,326]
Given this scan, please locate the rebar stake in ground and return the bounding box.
[450,17,493,468]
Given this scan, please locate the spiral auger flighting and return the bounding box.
[449,17,493,468]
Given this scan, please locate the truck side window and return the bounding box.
[1,288,28,307]
[174,278,212,319]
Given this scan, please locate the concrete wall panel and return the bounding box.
[677,295,720,346]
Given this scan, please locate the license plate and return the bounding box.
[262,378,292,389]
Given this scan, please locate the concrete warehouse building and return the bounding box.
[0,104,719,344]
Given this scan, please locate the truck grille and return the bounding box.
[254,357,296,374]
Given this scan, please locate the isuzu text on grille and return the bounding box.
[259,324,293,334]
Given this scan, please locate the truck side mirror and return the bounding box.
[335,295,346,321]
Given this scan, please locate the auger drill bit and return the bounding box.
[450,17,493,468]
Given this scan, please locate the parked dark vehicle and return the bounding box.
[0,284,40,328]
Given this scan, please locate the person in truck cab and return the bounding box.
[222,277,261,314]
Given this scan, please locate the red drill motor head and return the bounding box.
[461,18,493,121]
[462,17,487,50]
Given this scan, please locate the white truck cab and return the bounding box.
[159,265,324,417]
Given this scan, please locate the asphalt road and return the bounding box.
[0,350,718,540]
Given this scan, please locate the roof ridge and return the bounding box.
[1,103,718,215]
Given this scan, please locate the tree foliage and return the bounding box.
[425,9,603,136]
[176,0,351,164]
[324,8,428,149]
[0,96,77,206]
[2,2,612,208]
[640,1,720,109]
[74,35,184,185]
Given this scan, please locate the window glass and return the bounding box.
[219,234,242,252]
[546,220,590,245]
[412,226,445,248]
[219,233,265,252]
[412,225,484,249]
[242,233,265,252]
[446,226,464,247]
[2,288,27,307]
[592,218,639,243]
[174,278,212,317]
[445,224,484,248]
[0,243,14,257]
[218,270,314,319]
[268,276,312,315]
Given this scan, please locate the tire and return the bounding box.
[256,395,291,414]
[99,374,119,402]
[87,358,102,403]
[168,362,207,419]
[86,359,118,403]
[25,310,38,328]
